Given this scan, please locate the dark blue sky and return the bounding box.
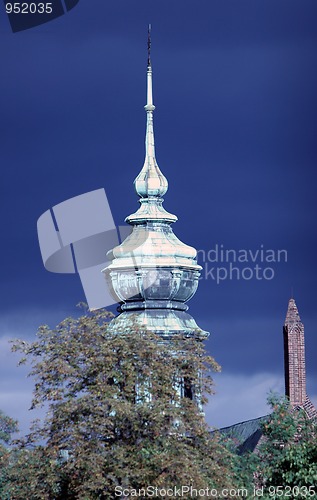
[0,0,316,430]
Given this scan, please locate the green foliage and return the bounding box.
[257,393,317,499]
[5,315,317,499]
[0,410,18,498]
[3,307,239,498]
[0,409,18,445]
[218,433,260,492]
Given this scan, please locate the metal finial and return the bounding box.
[147,24,152,67]
[133,24,169,200]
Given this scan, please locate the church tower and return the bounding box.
[283,298,317,418]
[103,28,208,344]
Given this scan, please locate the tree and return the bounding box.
[0,410,18,499]
[257,393,317,499]
[5,307,239,499]
[220,434,260,494]
[0,410,18,446]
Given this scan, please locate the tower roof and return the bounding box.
[285,298,302,325]
[104,27,208,340]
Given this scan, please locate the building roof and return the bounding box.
[218,415,268,454]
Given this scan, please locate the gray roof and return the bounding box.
[218,415,268,454]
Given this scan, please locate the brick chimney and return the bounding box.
[283,298,306,406]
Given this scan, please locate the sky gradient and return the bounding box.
[0,0,316,434]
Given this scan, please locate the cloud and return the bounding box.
[0,337,41,438]
[205,372,317,430]
[0,308,75,437]
[205,372,284,429]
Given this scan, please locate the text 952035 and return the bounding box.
[5,3,53,14]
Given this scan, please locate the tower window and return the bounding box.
[184,377,193,400]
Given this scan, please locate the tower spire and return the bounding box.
[282,297,317,418]
[284,298,306,405]
[134,25,168,200]
[285,297,301,324]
